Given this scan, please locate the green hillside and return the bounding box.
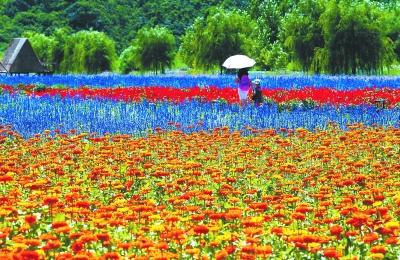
[0,0,248,52]
[0,0,398,74]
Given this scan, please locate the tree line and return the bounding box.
[0,0,398,74]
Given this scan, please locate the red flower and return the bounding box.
[71,241,84,252]
[43,196,58,205]
[25,215,37,225]
[193,225,209,235]
[18,250,40,260]
[330,225,343,237]
[370,245,386,254]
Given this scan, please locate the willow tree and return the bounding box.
[320,0,390,74]
[130,26,176,74]
[280,0,325,72]
[179,7,257,73]
[61,30,117,74]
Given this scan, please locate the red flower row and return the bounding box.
[3,85,400,106]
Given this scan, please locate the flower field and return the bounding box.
[0,74,400,259]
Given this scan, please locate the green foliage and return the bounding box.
[180,7,257,73]
[60,31,117,74]
[118,46,139,74]
[1,0,398,74]
[1,0,248,53]
[130,26,176,74]
[277,98,316,112]
[320,0,390,74]
[259,42,289,71]
[281,0,325,72]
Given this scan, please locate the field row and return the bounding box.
[0,74,400,89]
[0,125,399,259]
[1,93,400,138]
[18,86,400,106]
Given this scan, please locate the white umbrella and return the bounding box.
[222,55,256,69]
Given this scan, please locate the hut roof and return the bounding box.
[0,38,47,74]
[0,62,7,73]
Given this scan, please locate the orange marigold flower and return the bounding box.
[155,242,169,250]
[323,247,341,259]
[255,245,273,255]
[385,236,398,245]
[215,249,228,260]
[101,252,120,260]
[43,239,61,251]
[292,212,306,221]
[363,232,379,243]
[25,239,41,247]
[271,226,283,236]
[52,221,68,229]
[117,242,131,250]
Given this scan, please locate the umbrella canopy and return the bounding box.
[222,55,256,69]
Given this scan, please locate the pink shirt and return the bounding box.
[238,75,251,91]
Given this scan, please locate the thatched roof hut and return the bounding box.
[0,62,7,73]
[0,38,48,74]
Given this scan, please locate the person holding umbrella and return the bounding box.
[222,54,256,105]
[235,68,252,105]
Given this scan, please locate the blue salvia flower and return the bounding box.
[0,74,399,90]
[0,94,399,138]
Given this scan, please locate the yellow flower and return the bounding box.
[117,207,130,213]
[385,221,400,230]
[370,253,384,259]
[11,243,27,250]
[150,224,165,232]
[215,233,231,243]
[373,201,382,207]
[148,214,161,220]
[251,216,264,223]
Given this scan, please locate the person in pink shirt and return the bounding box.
[235,68,252,105]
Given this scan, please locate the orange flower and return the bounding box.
[292,212,306,221]
[385,236,398,245]
[363,232,379,243]
[215,249,228,260]
[43,239,61,251]
[323,247,341,259]
[101,252,120,260]
[255,245,273,255]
